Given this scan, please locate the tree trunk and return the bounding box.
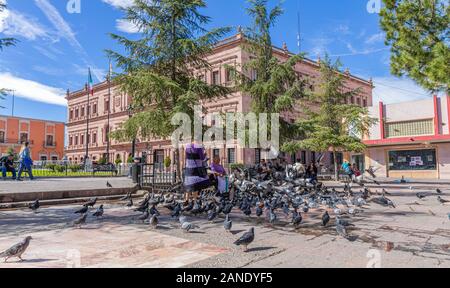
[333,148,339,182]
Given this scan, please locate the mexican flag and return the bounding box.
[88,68,94,96]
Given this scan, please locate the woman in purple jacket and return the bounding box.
[183,142,210,201]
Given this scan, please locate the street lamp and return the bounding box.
[127,105,136,158]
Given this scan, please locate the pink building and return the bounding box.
[65,32,373,169]
[357,96,450,179]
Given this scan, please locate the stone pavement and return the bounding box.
[0,183,449,268]
[0,177,134,194]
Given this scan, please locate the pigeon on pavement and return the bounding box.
[73,214,87,228]
[0,236,33,263]
[438,196,450,204]
[149,215,158,229]
[126,198,133,207]
[28,199,40,212]
[83,197,97,207]
[106,181,113,188]
[75,205,89,214]
[92,204,104,218]
[223,214,232,232]
[233,227,255,252]
[322,211,330,227]
[181,221,199,233]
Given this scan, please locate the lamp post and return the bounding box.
[127,105,136,158]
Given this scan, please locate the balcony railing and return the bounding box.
[44,141,57,148]
[0,139,34,145]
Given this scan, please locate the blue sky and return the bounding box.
[0,0,433,122]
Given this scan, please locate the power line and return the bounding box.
[373,81,432,96]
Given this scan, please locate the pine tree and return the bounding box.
[106,0,231,179]
[0,3,16,109]
[380,0,449,93]
[282,56,377,180]
[237,0,308,147]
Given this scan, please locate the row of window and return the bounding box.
[385,119,434,138]
[68,132,98,146]
[0,131,55,146]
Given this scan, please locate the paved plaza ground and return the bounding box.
[0,180,449,268]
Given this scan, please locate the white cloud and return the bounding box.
[0,6,51,40]
[372,77,434,104]
[365,33,385,45]
[116,19,139,33]
[102,0,134,9]
[0,72,67,106]
[34,0,103,82]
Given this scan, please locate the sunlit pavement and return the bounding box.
[0,182,450,268]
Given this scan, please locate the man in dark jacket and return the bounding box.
[1,154,16,180]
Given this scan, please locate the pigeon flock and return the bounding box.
[2,164,450,263]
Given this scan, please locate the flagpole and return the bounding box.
[106,61,112,164]
[85,69,91,165]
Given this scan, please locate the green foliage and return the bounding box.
[107,0,231,142]
[54,165,66,173]
[127,155,134,163]
[45,163,56,172]
[5,147,17,161]
[229,163,246,171]
[68,164,82,172]
[164,156,172,168]
[115,158,122,165]
[98,157,107,165]
[234,0,308,144]
[282,56,377,179]
[380,0,450,93]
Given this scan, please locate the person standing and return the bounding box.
[210,156,227,195]
[17,142,34,181]
[341,160,353,180]
[1,153,16,180]
[183,142,210,201]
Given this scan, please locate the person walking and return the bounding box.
[183,141,210,202]
[1,153,16,180]
[17,142,34,181]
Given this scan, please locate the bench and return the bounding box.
[92,164,118,176]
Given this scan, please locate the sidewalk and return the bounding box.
[0,177,138,205]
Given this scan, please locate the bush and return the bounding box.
[68,164,82,172]
[98,157,107,165]
[127,155,134,163]
[115,158,122,165]
[45,163,56,171]
[229,163,245,171]
[54,165,65,173]
[164,157,171,168]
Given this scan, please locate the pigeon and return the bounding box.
[321,211,330,227]
[291,211,302,227]
[126,198,133,207]
[149,205,160,216]
[255,206,263,217]
[92,204,104,218]
[181,221,199,233]
[233,227,255,252]
[436,188,442,194]
[28,199,40,212]
[207,209,217,222]
[106,181,113,188]
[416,193,426,200]
[149,215,158,229]
[75,205,89,214]
[120,192,132,201]
[223,214,232,232]
[336,216,354,227]
[83,197,97,207]
[138,210,150,222]
[437,196,450,204]
[73,214,87,228]
[336,223,349,239]
[0,236,33,262]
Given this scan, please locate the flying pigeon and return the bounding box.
[233,227,255,252]
[73,214,87,228]
[0,236,33,263]
[75,205,89,214]
[149,215,158,229]
[28,199,40,212]
[322,211,330,227]
[223,214,232,232]
[92,204,104,218]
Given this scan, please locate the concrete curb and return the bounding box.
[0,186,142,204]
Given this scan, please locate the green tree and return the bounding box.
[282,56,377,180]
[107,0,231,179]
[380,0,449,93]
[0,3,17,108]
[237,0,308,144]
